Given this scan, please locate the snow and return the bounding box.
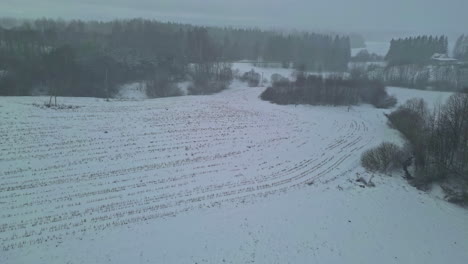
[232,62,348,85]
[387,86,453,108]
[115,82,148,100]
[176,81,191,96]
[115,81,194,98]
[0,79,467,263]
[431,53,458,62]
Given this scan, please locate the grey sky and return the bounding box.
[1,0,467,35]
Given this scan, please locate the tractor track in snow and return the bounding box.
[0,87,375,251]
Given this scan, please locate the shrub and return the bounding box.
[145,72,182,98]
[385,98,428,142]
[444,184,468,206]
[241,70,261,87]
[358,79,396,108]
[361,142,403,173]
[260,74,396,108]
[188,63,233,95]
[385,94,468,191]
[218,66,233,83]
[270,73,288,84]
[374,94,397,109]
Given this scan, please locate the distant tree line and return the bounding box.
[0,18,352,98]
[207,27,351,70]
[454,35,468,61]
[260,71,396,108]
[353,34,468,92]
[358,62,468,92]
[261,34,350,71]
[385,35,448,65]
[0,19,223,98]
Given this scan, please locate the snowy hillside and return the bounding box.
[0,77,467,263]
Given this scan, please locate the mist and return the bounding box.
[1,0,467,36]
[2,1,468,263]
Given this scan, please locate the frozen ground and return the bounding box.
[0,76,467,263]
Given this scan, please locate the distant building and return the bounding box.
[431,53,458,65]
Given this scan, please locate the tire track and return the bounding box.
[0,88,376,251]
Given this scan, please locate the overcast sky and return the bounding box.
[1,0,467,35]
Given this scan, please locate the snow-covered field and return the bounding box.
[232,62,348,84]
[387,86,453,108]
[1,74,467,263]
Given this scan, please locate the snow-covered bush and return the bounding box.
[361,142,403,173]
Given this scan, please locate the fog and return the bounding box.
[1,0,467,35]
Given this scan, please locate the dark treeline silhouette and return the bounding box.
[0,19,224,98]
[385,35,448,65]
[254,33,350,71]
[454,35,468,61]
[202,27,351,70]
[260,71,396,108]
[0,18,352,98]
